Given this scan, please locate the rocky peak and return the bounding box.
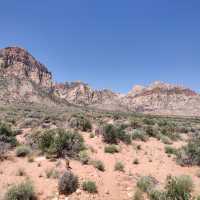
[128,85,145,95]
[128,81,197,97]
[0,46,52,88]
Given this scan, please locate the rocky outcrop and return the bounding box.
[0,47,52,88]
[54,81,125,110]
[123,81,200,115]
[0,47,54,104]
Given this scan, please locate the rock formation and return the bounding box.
[0,46,200,116]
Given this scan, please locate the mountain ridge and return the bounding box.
[0,46,200,116]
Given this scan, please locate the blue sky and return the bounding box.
[0,0,200,93]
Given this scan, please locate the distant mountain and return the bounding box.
[0,46,200,116]
[124,81,200,116]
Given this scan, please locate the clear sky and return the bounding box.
[0,0,200,93]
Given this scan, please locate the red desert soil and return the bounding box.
[0,132,200,200]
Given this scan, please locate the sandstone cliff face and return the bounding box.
[0,47,52,88]
[0,47,54,103]
[0,46,200,116]
[124,81,200,115]
[54,81,124,110]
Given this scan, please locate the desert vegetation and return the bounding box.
[1,102,200,200]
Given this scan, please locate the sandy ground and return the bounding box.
[1,132,200,200]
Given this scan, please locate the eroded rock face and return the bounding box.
[54,81,123,107]
[123,81,200,115]
[0,47,54,104]
[0,47,52,88]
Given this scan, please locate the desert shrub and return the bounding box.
[176,138,200,166]
[165,146,177,155]
[176,126,190,134]
[69,115,92,132]
[38,129,85,158]
[104,145,119,154]
[102,124,118,144]
[145,126,158,137]
[117,129,132,144]
[114,161,124,172]
[37,129,54,151]
[133,189,144,200]
[149,189,166,200]
[45,168,59,179]
[58,171,79,195]
[0,142,10,160]
[165,175,194,200]
[132,129,148,142]
[137,176,157,193]
[160,135,172,145]
[5,180,36,200]
[161,125,180,141]
[92,160,105,171]
[0,122,17,147]
[102,124,131,144]
[113,113,121,120]
[16,145,31,157]
[157,120,168,127]
[143,118,155,125]
[130,119,141,129]
[79,150,90,164]
[20,118,40,129]
[82,181,97,193]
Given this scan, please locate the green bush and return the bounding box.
[92,160,105,172]
[102,124,118,144]
[147,175,194,200]
[114,161,124,172]
[38,129,85,158]
[0,142,10,160]
[116,126,132,144]
[149,189,166,200]
[160,135,172,145]
[137,176,156,193]
[145,126,158,137]
[45,168,59,179]
[143,118,155,125]
[82,181,97,193]
[58,171,79,195]
[133,189,144,200]
[176,138,200,166]
[5,180,36,200]
[102,124,131,144]
[16,145,31,157]
[79,150,90,165]
[0,122,17,147]
[132,129,148,142]
[165,146,177,155]
[69,115,92,132]
[130,119,141,129]
[161,125,180,141]
[165,175,194,200]
[104,145,119,154]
